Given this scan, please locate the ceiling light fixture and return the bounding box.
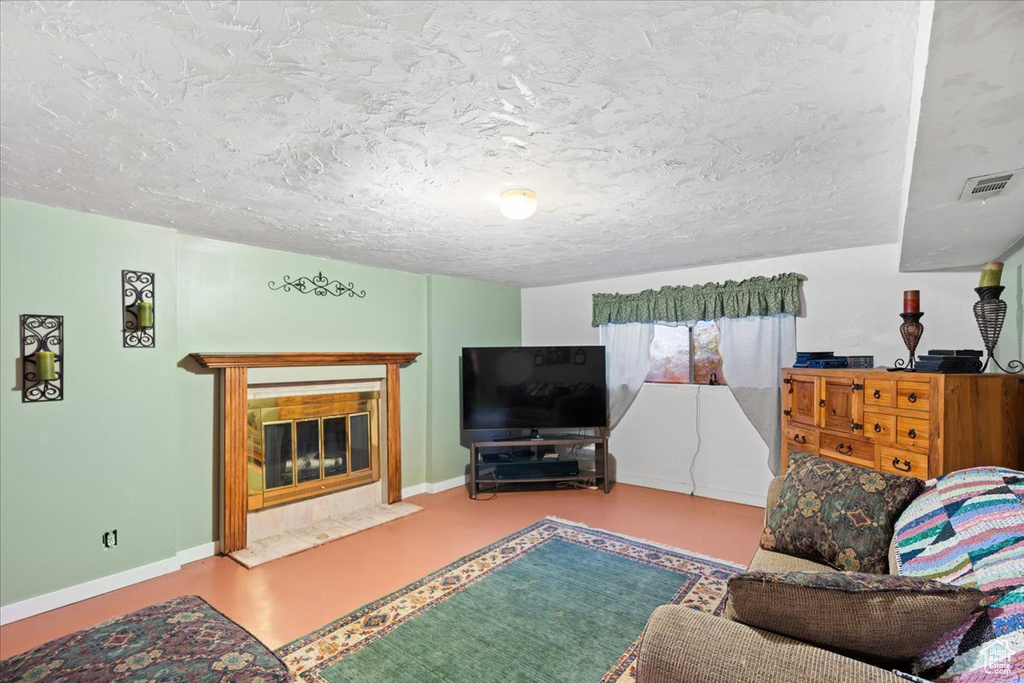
[499,189,537,220]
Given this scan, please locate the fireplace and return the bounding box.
[247,384,381,511]
[190,352,420,554]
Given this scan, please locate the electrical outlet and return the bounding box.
[102,529,118,549]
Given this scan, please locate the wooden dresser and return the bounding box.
[781,368,1023,479]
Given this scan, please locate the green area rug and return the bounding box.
[276,517,742,682]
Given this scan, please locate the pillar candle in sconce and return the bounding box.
[137,301,154,329]
[979,261,1003,288]
[35,351,56,381]
[903,290,920,314]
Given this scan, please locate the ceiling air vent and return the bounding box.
[959,170,1020,202]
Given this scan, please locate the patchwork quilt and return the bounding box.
[894,467,1024,682]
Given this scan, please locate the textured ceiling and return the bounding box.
[0,1,920,287]
[900,0,1024,272]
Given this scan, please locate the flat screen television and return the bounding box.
[461,346,607,431]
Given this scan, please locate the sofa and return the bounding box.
[635,475,904,683]
[636,464,1024,683]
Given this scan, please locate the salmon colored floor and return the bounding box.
[0,483,764,660]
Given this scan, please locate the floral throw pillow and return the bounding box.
[761,453,923,574]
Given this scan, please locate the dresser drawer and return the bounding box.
[819,433,875,467]
[864,379,896,408]
[896,381,931,412]
[896,415,930,452]
[864,411,896,443]
[880,447,928,479]
[784,426,819,454]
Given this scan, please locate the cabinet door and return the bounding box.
[820,377,861,434]
[786,376,820,427]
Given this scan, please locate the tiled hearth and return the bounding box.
[232,497,421,568]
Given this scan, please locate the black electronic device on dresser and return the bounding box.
[461,346,611,499]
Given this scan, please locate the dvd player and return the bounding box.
[494,459,579,479]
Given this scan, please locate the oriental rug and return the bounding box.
[276,517,742,682]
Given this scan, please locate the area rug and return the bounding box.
[276,517,743,682]
[0,595,290,682]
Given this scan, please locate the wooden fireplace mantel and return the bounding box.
[191,351,421,554]
[191,351,421,369]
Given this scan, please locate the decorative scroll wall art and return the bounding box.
[21,314,64,403]
[122,269,155,348]
[268,271,367,299]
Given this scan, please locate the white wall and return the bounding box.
[521,244,981,507]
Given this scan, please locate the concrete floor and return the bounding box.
[0,483,764,660]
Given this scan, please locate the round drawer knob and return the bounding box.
[908,393,917,403]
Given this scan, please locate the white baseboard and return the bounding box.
[401,474,467,499]
[615,473,767,508]
[400,482,427,498]
[426,474,468,494]
[0,541,220,626]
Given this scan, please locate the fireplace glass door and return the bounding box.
[323,417,348,477]
[248,390,380,510]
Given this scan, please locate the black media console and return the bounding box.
[468,435,610,499]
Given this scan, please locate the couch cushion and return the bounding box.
[893,466,1024,682]
[748,547,837,574]
[726,571,983,662]
[761,453,922,574]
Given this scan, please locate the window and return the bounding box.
[645,321,726,385]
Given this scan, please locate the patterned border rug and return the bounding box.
[276,517,742,682]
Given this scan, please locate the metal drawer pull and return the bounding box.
[908,428,917,439]
[873,389,881,399]
[793,434,807,444]
[908,392,917,403]
[874,423,882,433]
[819,399,826,407]
[892,457,912,472]
[836,443,853,455]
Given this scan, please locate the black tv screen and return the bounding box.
[461,346,607,431]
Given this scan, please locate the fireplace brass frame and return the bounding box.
[247,392,380,511]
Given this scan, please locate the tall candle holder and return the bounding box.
[893,312,924,371]
[122,269,155,348]
[974,286,1023,374]
[21,314,64,403]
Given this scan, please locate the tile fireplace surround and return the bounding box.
[191,352,421,554]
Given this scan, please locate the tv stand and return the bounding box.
[469,434,610,499]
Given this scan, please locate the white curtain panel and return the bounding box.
[719,314,797,475]
[599,322,655,429]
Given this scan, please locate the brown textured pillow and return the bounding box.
[726,571,983,661]
[761,453,923,573]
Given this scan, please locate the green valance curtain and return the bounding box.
[591,272,805,326]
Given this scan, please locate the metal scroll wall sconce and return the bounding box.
[122,269,155,348]
[21,314,64,403]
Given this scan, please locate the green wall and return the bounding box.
[0,198,520,606]
[426,275,522,483]
[995,241,1023,365]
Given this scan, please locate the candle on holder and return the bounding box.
[903,290,920,314]
[35,351,56,381]
[137,301,154,329]
[979,261,1003,288]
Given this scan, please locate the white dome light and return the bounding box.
[499,189,537,220]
